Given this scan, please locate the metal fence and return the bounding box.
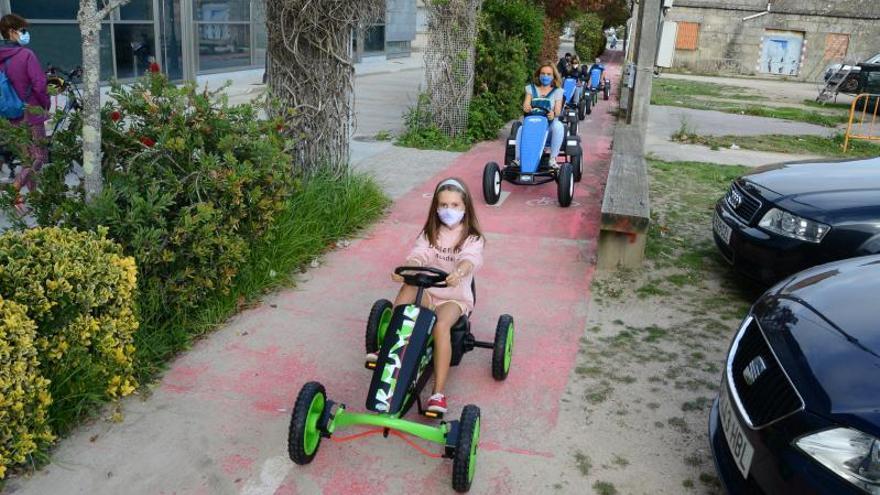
[844,94,880,152]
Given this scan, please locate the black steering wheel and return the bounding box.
[526,106,551,117]
[395,266,448,288]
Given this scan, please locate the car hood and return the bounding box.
[741,157,880,221]
[758,256,880,434]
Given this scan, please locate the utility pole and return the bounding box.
[625,0,663,148]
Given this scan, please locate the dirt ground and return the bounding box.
[553,160,763,495]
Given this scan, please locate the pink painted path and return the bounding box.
[11,57,621,495]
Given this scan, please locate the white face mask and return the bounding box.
[437,207,465,226]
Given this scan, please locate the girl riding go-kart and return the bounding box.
[289,178,515,493]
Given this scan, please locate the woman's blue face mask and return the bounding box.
[539,74,553,86]
[18,30,30,46]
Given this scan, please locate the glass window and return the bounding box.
[194,0,250,22]
[27,23,113,81]
[10,0,78,20]
[114,24,156,79]
[120,0,155,20]
[159,0,185,80]
[364,25,385,53]
[197,23,250,71]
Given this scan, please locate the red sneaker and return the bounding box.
[426,393,448,414]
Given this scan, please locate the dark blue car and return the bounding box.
[709,255,880,494]
[712,156,880,284]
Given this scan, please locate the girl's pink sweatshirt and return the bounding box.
[406,223,484,314]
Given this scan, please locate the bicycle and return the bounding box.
[46,65,83,138]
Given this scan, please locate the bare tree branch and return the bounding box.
[98,0,132,20]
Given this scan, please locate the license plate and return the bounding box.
[713,212,732,245]
[719,381,755,479]
[521,174,533,182]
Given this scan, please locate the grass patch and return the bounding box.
[652,78,755,103]
[652,79,848,127]
[374,130,393,141]
[593,481,619,495]
[682,397,713,412]
[611,454,630,467]
[673,133,880,158]
[801,99,854,111]
[575,451,592,477]
[397,126,473,152]
[132,173,389,384]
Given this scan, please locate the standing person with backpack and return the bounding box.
[0,14,50,209]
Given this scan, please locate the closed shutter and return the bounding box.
[676,22,699,51]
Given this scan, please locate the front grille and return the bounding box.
[727,317,803,429]
[726,183,762,224]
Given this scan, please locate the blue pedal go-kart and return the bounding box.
[483,106,583,208]
[561,77,589,133]
[288,266,515,493]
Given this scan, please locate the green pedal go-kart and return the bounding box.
[288,266,515,493]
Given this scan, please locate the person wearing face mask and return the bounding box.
[365,178,485,415]
[519,63,565,167]
[0,14,50,208]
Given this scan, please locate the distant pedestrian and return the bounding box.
[0,13,49,210]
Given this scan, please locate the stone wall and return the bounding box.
[666,0,880,81]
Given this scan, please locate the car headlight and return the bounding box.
[796,428,880,493]
[758,208,830,243]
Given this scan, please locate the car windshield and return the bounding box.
[866,53,880,64]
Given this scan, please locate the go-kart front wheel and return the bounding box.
[603,84,610,100]
[288,381,327,465]
[578,96,588,120]
[556,163,574,208]
[492,314,514,380]
[452,405,481,493]
[365,299,393,353]
[483,162,502,205]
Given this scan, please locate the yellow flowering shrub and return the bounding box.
[0,227,138,440]
[0,296,53,479]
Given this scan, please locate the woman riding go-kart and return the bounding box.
[561,56,589,125]
[481,63,584,208]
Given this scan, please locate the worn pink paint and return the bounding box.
[220,454,255,475]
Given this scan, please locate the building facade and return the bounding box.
[0,0,415,81]
[666,0,880,81]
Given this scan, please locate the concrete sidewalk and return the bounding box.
[6,59,621,495]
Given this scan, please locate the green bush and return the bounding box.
[481,0,544,67]
[574,13,606,61]
[27,74,296,326]
[0,296,53,480]
[0,227,138,438]
[466,0,542,142]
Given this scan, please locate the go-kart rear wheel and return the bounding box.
[483,162,502,205]
[452,405,481,493]
[365,299,393,353]
[509,121,522,140]
[603,84,610,100]
[572,152,583,183]
[491,314,514,380]
[578,96,588,120]
[557,163,574,208]
[288,381,327,465]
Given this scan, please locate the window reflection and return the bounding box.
[114,24,156,79]
[197,24,251,71]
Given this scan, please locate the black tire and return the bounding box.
[491,314,514,381]
[603,84,610,100]
[557,163,574,208]
[584,95,592,115]
[365,299,393,353]
[578,96,587,120]
[568,119,578,136]
[288,381,327,465]
[452,405,481,493]
[508,121,522,140]
[482,162,502,205]
[571,152,583,183]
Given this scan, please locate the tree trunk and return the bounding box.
[265,0,383,177]
[78,0,131,201]
[424,0,481,138]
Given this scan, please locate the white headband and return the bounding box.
[437,178,465,191]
